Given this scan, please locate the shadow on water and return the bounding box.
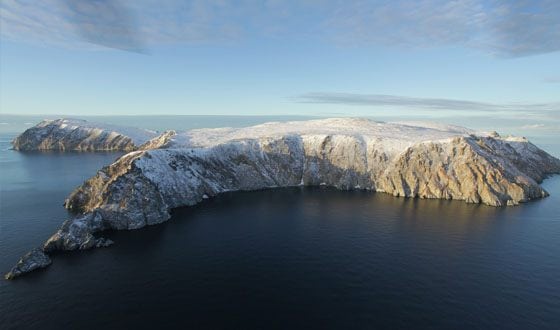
[15,183,553,330]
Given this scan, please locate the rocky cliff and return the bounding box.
[12,118,157,151]
[5,118,560,279]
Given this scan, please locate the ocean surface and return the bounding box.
[1,116,560,329]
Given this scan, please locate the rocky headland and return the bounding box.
[6,118,560,279]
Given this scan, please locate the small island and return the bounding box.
[6,118,560,279]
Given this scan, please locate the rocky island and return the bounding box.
[12,118,157,151]
[5,118,560,279]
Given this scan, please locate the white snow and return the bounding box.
[40,118,158,145]
[165,118,478,155]
[24,117,523,156]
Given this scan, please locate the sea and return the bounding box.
[1,115,559,329]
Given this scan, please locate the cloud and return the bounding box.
[543,77,560,83]
[487,0,560,57]
[1,0,559,56]
[521,124,546,129]
[520,123,560,132]
[326,0,560,57]
[1,0,74,47]
[296,92,560,113]
[62,0,146,52]
[0,0,247,51]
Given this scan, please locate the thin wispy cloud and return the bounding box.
[296,92,560,113]
[520,123,560,132]
[63,0,146,52]
[327,0,560,57]
[543,77,560,84]
[1,0,559,56]
[521,124,546,129]
[0,0,246,51]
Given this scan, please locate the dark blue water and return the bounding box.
[1,119,560,329]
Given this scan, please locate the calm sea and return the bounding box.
[1,116,560,329]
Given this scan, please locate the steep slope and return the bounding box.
[12,118,157,151]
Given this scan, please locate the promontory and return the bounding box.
[5,118,560,279]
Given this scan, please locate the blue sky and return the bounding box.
[0,0,558,127]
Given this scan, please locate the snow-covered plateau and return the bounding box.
[6,117,560,279]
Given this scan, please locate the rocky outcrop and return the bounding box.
[138,130,177,150]
[5,118,560,279]
[12,119,157,151]
[43,213,114,252]
[5,248,52,280]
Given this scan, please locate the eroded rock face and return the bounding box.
[376,137,551,206]
[55,133,559,255]
[5,118,560,279]
[12,119,157,151]
[5,248,51,280]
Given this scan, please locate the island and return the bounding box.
[12,118,157,151]
[5,118,560,279]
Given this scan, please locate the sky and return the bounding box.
[0,0,559,131]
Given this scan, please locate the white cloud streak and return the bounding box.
[296,92,560,113]
[521,124,546,129]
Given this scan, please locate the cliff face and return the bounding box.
[54,132,559,258]
[11,119,157,151]
[5,118,560,279]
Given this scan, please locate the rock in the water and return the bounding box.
[5,248,51,280]
[95,238,114,248]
